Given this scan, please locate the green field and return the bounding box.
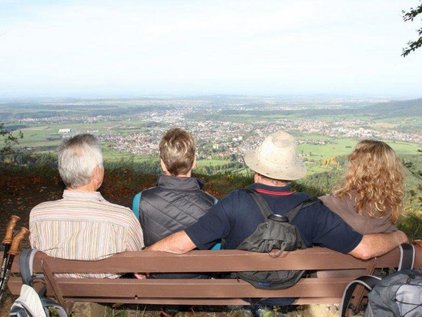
[298,135,420,156]
[196,159,232,168]
[297,135,420,175]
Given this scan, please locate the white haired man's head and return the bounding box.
[58,134,104,189]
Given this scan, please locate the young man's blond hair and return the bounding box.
[159,128,196,176]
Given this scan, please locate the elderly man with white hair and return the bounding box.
[29,134,144,278]
[147,130,408,305]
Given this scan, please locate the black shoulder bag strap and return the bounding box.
[245,188,274,219]
[245,188,318,222]
[339,243,415,317]
[285,198,319,222]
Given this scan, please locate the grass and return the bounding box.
[102,148,157,164]
[197,159,232,166]
[298,134,420,157]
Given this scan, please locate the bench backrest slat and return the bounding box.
[9,247,410,274]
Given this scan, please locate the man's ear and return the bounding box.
[92,166,104,190]
[192,157,197,170]
[160,159,170,175]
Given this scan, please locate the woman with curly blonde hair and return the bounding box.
[320,139,404,234]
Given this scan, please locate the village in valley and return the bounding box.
[2,97,421,163]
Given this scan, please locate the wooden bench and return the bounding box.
[6,245,422,313]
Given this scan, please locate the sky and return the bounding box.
[0,0,421,98]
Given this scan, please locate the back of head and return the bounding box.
[335,139,404,222]
[159,128,195,176]
[58,134,104,189]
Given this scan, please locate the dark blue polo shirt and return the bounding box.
[186,183,362,253]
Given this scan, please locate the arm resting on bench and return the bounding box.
[349,230,408,260]
[147,230,196,254]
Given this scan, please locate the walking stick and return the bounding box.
[0,215,20,282]
[0,227,29,303]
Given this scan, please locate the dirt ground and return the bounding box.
[0,172,339,317]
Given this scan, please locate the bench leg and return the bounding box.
[42,259,72,314]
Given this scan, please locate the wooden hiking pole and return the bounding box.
[0,215,20,282]
[0,227,29,303]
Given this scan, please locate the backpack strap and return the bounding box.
[340,275,381,317]
[399,243,415,270]
[340,242,415,317]
[132,192,142,220]
[285,198,319,222]
[245,188,318,222]
[245,189,274,219]
[19,249,38,286]
[210,196,220,250]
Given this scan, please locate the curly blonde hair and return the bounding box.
[334,140,404,223]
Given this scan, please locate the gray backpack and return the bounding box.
[10,249,68,317]
[234,189,317,289]
[341,243,422,317]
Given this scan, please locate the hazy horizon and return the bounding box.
[1,93,420,103]
[1,0,422,99]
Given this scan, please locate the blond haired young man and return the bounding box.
[133,128,216,252]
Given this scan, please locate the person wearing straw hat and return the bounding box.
[148,130,407,262]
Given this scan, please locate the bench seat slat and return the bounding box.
[67,297,342,305]
[9,277,351,299]
[67,297,341,306]
[7,276,351,302]
[70,298,251,305]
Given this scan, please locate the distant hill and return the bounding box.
[360,98,422,118]
[285,97,422,119]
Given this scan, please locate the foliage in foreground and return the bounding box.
[1,154,421,241]
[0,123,23,156]
[398,211,422,242]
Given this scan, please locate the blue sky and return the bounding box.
[0,0,421,98]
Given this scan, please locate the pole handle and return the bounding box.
[2,215,20,245]
[414,240,422,248]
[8,227,29,256]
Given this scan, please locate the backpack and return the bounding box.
[10,249,68,317]
[233,189,318,289]
[340,243,422,317]
[132,192,142,220]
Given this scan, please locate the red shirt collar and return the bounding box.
[254,188,294,196]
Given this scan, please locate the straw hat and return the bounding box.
[244,131,306,180]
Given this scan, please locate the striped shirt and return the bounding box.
[29,190,144,278]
